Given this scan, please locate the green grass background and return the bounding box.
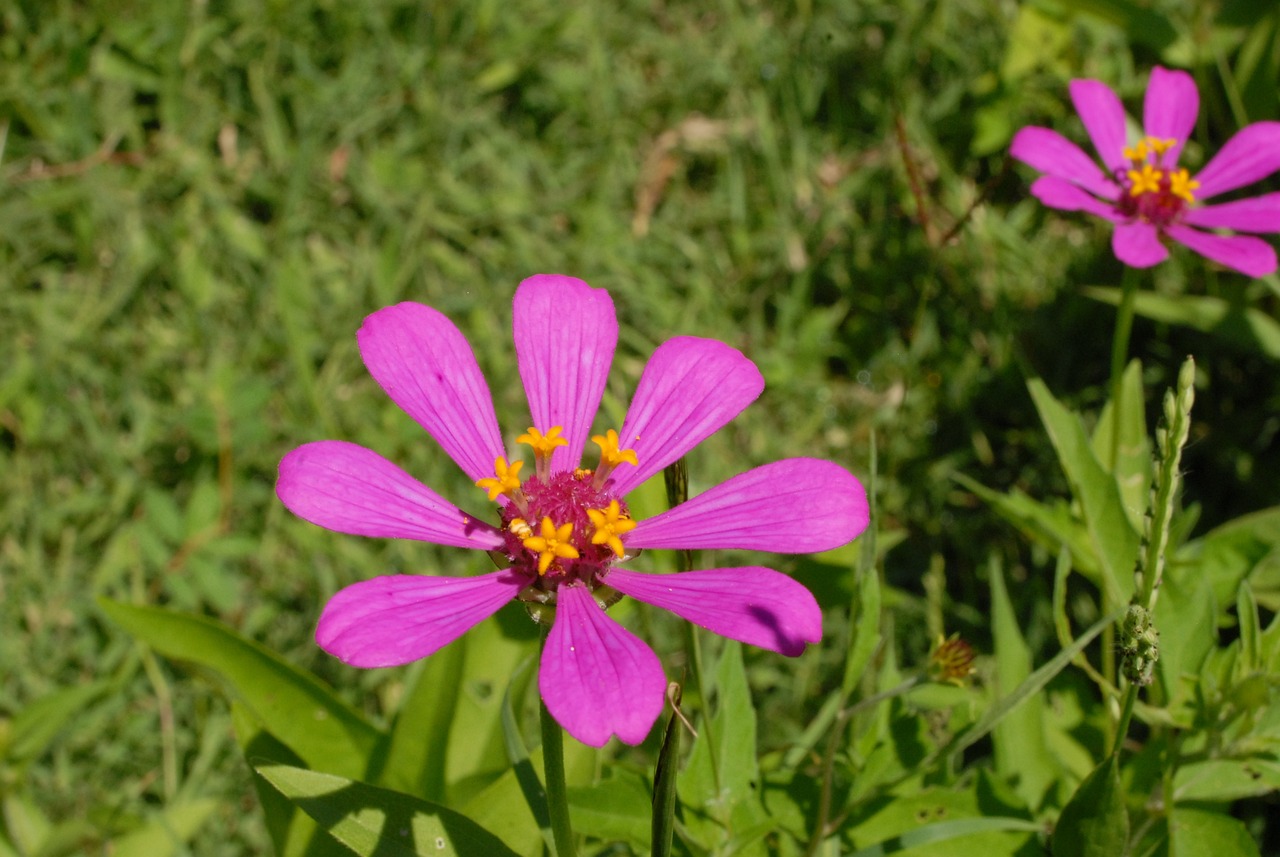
[2,0,1278,853]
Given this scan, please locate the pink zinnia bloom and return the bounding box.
[1010,66,1280,276]
[277,275,869,747]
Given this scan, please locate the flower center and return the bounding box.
[476,426,639,602]
[1114,135,1200,227]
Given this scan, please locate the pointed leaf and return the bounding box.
[990,558,1054,810]
[1028,379,1139,604]
[1090,359,1151,532]
[1085,287,1280,360]
[651,688,682,857]
[99,599,380,778]
[1167,807,1260,857]
[255,763,521,857]
[1051,755,1128,857]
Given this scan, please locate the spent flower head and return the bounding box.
[1011,66,1280,276]
[277,275,870,746]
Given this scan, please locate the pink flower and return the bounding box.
[1010,66,1280,276]
[277,275,869,747]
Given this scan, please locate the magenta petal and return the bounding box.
[1030,176,1121,218]
[1143,66,1198,168]
[1070,79,1128,173]
[539,585,665,747]
[1010,126,1119,199]
[358,303,505,483]
[513,275,618,473]
[605,567,822,657]
[278,441,503,549]
[1194,122,1280,199]
[608,337,764,497]
[1164,225,1278,277]
[1112,222,1168,268]
[317,570,527,668]
[628,458,868,553]
[1185,192,1280,234]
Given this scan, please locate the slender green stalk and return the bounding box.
[1102,267,1141,713]
[1108,265,1141,471]
[540,700,576,857]
[1111,684,1137,758]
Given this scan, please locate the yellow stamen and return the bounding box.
[573,467,593,480]
[517,425,568,458]
[591,429,638,470]
[509,518,533,540]
[1149,137,1176,155]
[521,517,580,575]
[476,456,523,501]
[587,500,637,558]
[1122,140,1149,163]
[1169,168,1200,203]
[1127,164,1163,197]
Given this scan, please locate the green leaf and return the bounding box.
[1155,560,1217,723]
[231,703,351,857]
[989,557,1054,810]
[1028,378,1140,604]
[947,608,1121,761]
[842,565,884,698]
[255,763,521,857]
[1175,506,1280,614]
[1090,359,1151,533]
[455,757,544,857]
[1,794,49,857]
[1051,755,1127,857]
[2,680,110,767]
[99,599,380,778]
[680,640,771,854]
[107,800,220,857]
[1175,757,1280,802]
[377,640,467,801]
[682,640,760,809]
[1167,807,1260,857]
[954,474,1101,580]
[1085,287,1280,360]
[845,788,1039,857]
[442,612,539,792]
[565,769,652,851]
[650,689,682,857]
[497,661,553,854]
[1237,581,1261,676]
[848,817,1043,857]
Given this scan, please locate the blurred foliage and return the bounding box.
[2,0,1279,854]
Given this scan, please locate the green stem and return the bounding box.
[1112,682,1137,758]
[540,700,576,857]
[1108,265,1140,471]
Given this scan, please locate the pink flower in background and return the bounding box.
[1011,66,1280,276]
[277,275,869,747]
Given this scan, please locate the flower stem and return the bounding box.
[1111,682,1137,758]
[540,699,576,857]
[1107,265,1141,469]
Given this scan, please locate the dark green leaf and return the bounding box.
[651,687,681,857]
[255,763,521,857]
[1051,755,1127,857]
[1085,287,1280,360]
